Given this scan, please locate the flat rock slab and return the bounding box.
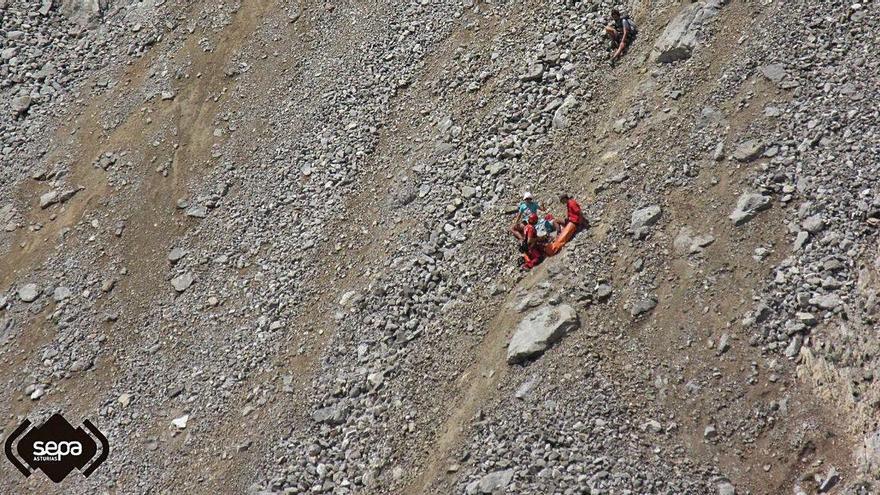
[507,305,579,364]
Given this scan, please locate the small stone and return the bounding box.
[312,403,349,425]
[785,335,803,358]
[168,247,188,263]
[171,273,195,292]
[185,205,208,218]
[801,214,825,233]
[643,419,663,433]
[812,293,842,310]
[18,283,40,303]
[793,231,809,251]
[30,387,45,400]
[171,414,189,429]
[733,140,765,162]
[760,63,787,83]
[12,95,32,115]
[118,393,132,407]
[631,297,657,317]
[53,287,72,302]
[595,284,613,301]
[716,480,736,495]
[704,424,717,439]
[39,190,59,208]
[477,469,514,494]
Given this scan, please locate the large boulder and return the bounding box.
[729,192,771,226]
[60,0,108,25]
[653,0,723,63]
[507,305,579,364]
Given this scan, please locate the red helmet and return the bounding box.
[528,213,538,224]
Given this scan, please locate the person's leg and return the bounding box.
[511,222,524,241]
[553,218,566,233]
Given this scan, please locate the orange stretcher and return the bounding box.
[543,222,578,256]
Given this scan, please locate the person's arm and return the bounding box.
[613,24,629,59]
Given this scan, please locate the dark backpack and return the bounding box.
[622,16,638,37]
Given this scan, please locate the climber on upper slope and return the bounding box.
[605,8,638,62]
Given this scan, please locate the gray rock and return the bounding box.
[61,0,107,25]
[630,205,662,239]
[18,284,40,303]
[11,95,32,115]
[168,247,188,264]
[631,297,657,317]
[793,231,809,251]
[514,376,537,400]
[716,480,736,495]
[552,95,577,130]
[812,293,841,310]
[171,273,195,292]
[185,205,208,218]
[312,402,349,425]
[801,214,825,233]
[520,63,544,82]
[674,226,715,254]
[53,287,72,302]
[704,424,717,439]
[730,192,771,225]
[39,191,59,208]
[717,333,730,355]
[653,1,723,63]
[760,64,786,83]
[595,284,613,301]
[507,305,579,364]
[785,335,803,358]
[477,469,513,494]
[733,140,765,162]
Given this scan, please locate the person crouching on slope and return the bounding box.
[522,213,545,270]
[510,191,543,242]
[605,9,637,63]
[553,194,586,232]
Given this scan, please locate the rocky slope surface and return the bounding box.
[0,1,877,494]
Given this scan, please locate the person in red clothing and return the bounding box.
[552,194,586,232]
[522,213,544,269]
